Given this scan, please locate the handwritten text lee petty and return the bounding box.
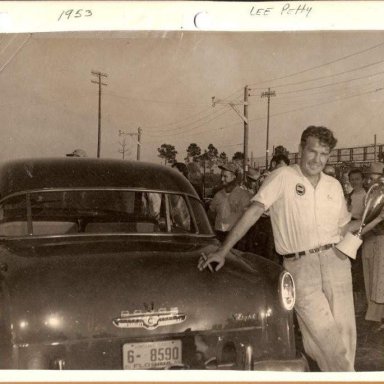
[250,3,313,18]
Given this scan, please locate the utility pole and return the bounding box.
[91,71,108,158]
[212,85,250,180]
[261,88,276,169]
[119,127,142,160]
[118,136,131,160]
[243,85,249,176]
[137,127,142,161]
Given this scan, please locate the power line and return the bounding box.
[273,76,384,102]
[172,79,384,135]
[114,87,244,131]
[106,90,210,106]
[143,87,384,159]
[144,105,229,134]
[278,68,384,95]
[250,87,384,123]
[249,57,384,92]
[142,87,244,129]
[248,40,384,88]
[145,112,233,144]
[147,108,231,138]
[212,85,384,133]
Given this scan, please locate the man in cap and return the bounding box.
[269,153,290,172]
[208,162,252,245]
[66,149,88,157]
[243,167,261,194]
[199,126,384,371]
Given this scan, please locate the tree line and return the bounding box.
[157,143,289,171]
[157,142,245,171]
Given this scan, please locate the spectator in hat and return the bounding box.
[362,162,384,330]
[242,167,260,194]
[269,154,290,171]
[208,162,252,247]
[66,149,88,157]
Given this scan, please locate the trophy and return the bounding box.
[336,180,384,259]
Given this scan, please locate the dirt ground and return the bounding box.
[354,300,384,371]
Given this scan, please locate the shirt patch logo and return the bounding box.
[295,183,306,196]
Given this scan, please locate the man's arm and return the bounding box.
[361,215,384,235]
[340,208,384,237]
[340,219,361,237]
[198,201,265,272]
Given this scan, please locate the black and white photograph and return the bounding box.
[0,2,384,377]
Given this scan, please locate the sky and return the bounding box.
[1,30,384,166]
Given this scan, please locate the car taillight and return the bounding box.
[279,271,295,311]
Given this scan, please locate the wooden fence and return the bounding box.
[251,144,384,170]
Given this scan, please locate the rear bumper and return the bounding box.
[253,353,309,371]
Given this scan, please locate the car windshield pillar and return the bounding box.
[26,193,33,236]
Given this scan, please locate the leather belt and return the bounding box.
[283,243,336,259]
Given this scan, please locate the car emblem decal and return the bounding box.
[295,183,305,196]
[112,307,187,330]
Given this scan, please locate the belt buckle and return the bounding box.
[294,252,303,260]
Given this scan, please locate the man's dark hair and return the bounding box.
[271,154,290,166]
[300,126,337,150]
[348,168,364,179]
[172,162,189,178]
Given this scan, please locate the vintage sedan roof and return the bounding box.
[0,158,198,199]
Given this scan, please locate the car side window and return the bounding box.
[168,194,191,232]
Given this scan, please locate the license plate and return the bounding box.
[123,340,182,369]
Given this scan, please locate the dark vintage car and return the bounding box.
[0,158,308,370]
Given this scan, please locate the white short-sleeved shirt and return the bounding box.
[209,186,251,232]
[251,164,351,255]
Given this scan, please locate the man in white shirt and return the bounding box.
[198,126,384,371]
[208,162,251,244]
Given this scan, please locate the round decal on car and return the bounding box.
[295,183,305,196]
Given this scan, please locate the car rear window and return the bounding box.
[0,190,213,237]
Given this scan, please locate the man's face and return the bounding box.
[299,136,331,178]
[349,172,364,189]
[221,170,236,186]
[246,177,257,189]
